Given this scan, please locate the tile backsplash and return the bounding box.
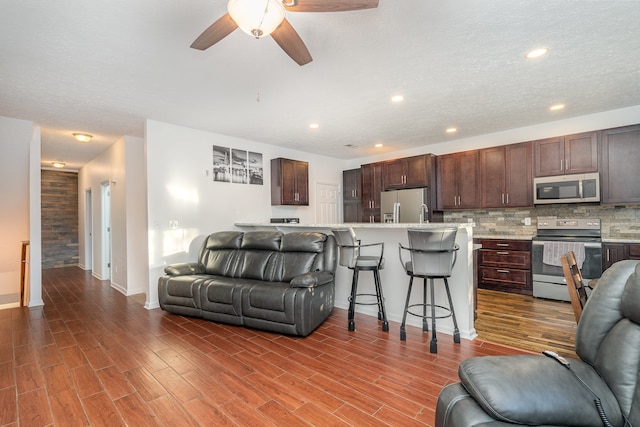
[444,204,640,240]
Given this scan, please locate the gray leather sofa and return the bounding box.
[436,260,640,427]
[158,230,337,337]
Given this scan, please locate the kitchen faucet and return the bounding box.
[419,204,429,224]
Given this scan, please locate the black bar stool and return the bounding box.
[398,227,459,353]
[332,228,388,332]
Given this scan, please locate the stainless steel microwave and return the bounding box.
[533,172,600,204]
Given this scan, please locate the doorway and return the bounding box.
[84,189,93,270]
[101,182,111,281]
[315,182,338,223]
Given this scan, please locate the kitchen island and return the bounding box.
[235,222,477,340]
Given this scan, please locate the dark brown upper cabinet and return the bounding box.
[437,150,480,210]
[361,162,384,223]
[534,131,598,177]
[383,154,435,190]
[271,158,308,206]
[343,168,361,222]
[600,124,640,204]
[480,142,533,208]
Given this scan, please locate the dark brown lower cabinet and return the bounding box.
[476,238,532,295]
[603,242,640,271]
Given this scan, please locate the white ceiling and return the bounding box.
[1,0,640,170]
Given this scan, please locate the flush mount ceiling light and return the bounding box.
[228,0,286,38]
[446,127,458,134]
[73,133,93,142]
[391,95,404,103]
[525,47,548,59]
[374,143,384,148]
[549,103,565,111]
[51,161,66,168]
[309,123,319,129]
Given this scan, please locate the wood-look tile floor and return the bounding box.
[1,267,533,427]
[475,289,578,358]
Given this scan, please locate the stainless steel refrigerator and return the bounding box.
[380,188,432,223]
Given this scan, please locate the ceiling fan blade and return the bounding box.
[271,19,312,66]
[190,13,238,50]
[284,0,379,13]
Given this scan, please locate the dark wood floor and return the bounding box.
[2,267,549,427]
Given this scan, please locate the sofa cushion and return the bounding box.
[241,231,282,251]
[205,231,243,250]
[200,278,243,316]
[458,355,623,427]
[242,282,295,324]
[281,232,326,253]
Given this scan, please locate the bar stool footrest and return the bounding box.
[406,303,453,320]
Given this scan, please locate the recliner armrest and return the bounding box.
[290,271,333,288]
[164,262,206,276]
[458,355,623,427]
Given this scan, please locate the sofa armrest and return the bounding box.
[164,262,206,276]
[458,355,623,427]
[290,271,334,288]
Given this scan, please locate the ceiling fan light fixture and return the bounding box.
[228,0,286,38]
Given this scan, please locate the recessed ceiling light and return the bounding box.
[391,95,404,103]
[73,133,93,142]
[51,161,66,168]
[374,143,384,148]
[549,103,565,111]
[309,123,319,129]
[525,48,548,59]
[446,127,457,133]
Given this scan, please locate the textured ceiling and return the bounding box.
[1,0,640,170]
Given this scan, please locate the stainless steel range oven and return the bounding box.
[532,218,602,301]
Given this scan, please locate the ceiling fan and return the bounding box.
[190,0,379,66]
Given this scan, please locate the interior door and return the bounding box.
[315,182,338,223]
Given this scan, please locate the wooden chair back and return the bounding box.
[560,251,589,323]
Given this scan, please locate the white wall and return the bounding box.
[144,119,347,308]
[346,104,640,168]
[78,136,147,296]
[29,126,43,307]
[0,116,34,306]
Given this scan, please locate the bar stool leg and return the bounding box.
[443,278,460,343]
[373,269,389,332]
[348,269,358,331]
[429,278,438,353]
[400,276,414,341]
[422,278,428,332]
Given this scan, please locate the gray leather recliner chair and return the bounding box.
[436,260,640,427]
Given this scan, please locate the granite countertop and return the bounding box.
[602,238,640,243]
[474,234,534,241]
[236,222,475,229]
[475,234,640,243]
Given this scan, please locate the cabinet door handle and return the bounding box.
[496,243,510,247]
[497,269,510,273]
[501,194,504,204]
[607,249,610,262]
[506,193,509,204]
[560,159,563,171]
[496,251,510,255]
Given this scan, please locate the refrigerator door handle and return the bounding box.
[393,202,400,223]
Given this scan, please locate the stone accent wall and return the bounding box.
[41,170,79,269]
[444,204,640,240]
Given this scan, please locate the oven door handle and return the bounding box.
[532,241,602,248]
